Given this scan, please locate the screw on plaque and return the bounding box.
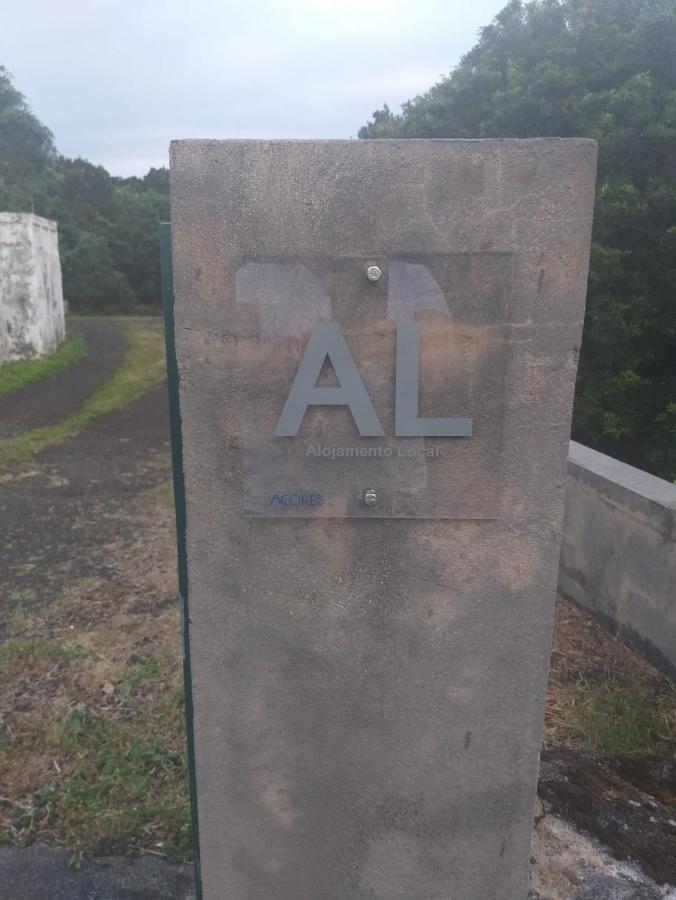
[366,265,382,282]
[363,488,378,506]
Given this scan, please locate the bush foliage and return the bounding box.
[360,0,676,480]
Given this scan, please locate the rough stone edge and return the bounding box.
[0,212,58,233]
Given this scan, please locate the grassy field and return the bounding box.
[0,317,673,863]
[2,572,674,861]
[0,331,86,398]
[0,484,190,861]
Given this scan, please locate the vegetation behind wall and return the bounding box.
[360,0,676,480]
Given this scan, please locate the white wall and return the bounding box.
[0,212,65,363]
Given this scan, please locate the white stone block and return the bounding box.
[0,212,65,363]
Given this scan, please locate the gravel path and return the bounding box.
[0,318,126,438]
[0,844,195,900]
[0,380,171,618]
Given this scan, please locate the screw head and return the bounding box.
[363,488,378,506]
[366,265,382,282]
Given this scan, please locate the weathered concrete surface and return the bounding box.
[560,441,676,676]
[0,212,65,362]
[169,139,597,899]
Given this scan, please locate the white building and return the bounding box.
[0,212,65,363]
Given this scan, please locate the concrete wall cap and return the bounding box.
[0,212,58,232]
[569,441,676,516]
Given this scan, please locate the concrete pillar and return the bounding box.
[166,139,597,900]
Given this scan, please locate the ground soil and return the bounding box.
[0,843,195,900]
[539,747,676,886]
[0,316,674,898]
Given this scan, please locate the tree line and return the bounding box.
[0,66,169,314]
[360,0,676,481]
[1,0,674,479]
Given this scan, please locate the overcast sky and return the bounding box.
[2,0,505,177]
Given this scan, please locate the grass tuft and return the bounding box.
[0,646,190,859]
[0,331,86,398]
[0,638,86,684]
[38,698,190,856]
[148,479,175,509]
[545,599,676,755]
[578,686,675,755]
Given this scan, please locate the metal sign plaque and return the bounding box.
[236,252,511,518]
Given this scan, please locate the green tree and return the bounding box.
[60,232,135,313]
[0,68,169,316]
[0,66,55,209]
[361,0,676,480]
[106,182,169,309]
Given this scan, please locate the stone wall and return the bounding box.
[0,213,65,363]
[560,441,676,676]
